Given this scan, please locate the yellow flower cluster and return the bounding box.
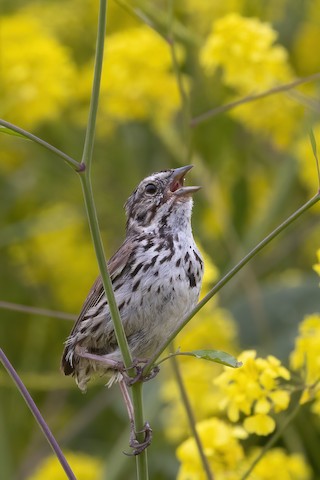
[215,350,291,435]
[177,418,310,480]
[176,418,245,480]
[200,14,302,147]
[290,314,320,414]
[28,451,102,480]
[76,26,183,134]
[245,448,311,480]
[1,13,76,129]
[200,13,291,93]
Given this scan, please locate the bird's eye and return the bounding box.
[145,183,157,195]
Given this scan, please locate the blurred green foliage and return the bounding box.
[1,0,320,479]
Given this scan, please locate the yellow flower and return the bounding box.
[1,13,76,129]
[290,314,320,413]
[200,14,292,93]
[177,427,311,480]
[27,451,102,480]
[290,314,320,383]
[176,418,244,480]
[200,13,302,148]
[215,350,291,434]
[269,389,291,412]
[243,413,275,435]
[246,448,311,480]
[76,26,184,134]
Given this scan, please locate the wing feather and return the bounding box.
[61,237,134,374]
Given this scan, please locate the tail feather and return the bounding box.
[61,345,74,376]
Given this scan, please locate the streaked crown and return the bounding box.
[124,165,200,234]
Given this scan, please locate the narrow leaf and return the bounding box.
[0,126,30,140]
[180,349,242,368]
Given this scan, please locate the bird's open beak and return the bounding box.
[170,165,201,196]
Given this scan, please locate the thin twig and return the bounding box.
[191,72,320,127]
[0,300,76,321]
[170,347,214,480]
[0,348,76,480]
[0,119,81,171]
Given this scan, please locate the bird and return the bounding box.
[61,165,204,393]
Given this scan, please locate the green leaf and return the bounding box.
[0,126,30,140]
[180,349,242,368]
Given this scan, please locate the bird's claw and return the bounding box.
[116,359,160,386]
[124,422,153,456]
[125,364,160,386]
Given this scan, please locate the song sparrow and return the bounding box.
[61,165,204,392]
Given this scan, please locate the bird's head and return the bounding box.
[125,165,200,234]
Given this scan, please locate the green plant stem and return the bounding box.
[241,394,303,480]
[81,0,107,173]
[79,176,133,367]
[132,382,149,480]
[77,0,133,370]
[167,0,191,161]
[0,349,76,480]
[0,119,80,171]
[170,346,214,480]
[146,192,320,372]
[78,3,148,475]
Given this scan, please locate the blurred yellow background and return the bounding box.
[1,1,320,479]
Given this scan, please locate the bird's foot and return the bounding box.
[75,347,159,385]
[124,421,153,456]
[121,360,160,386]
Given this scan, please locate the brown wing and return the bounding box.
[61,237,134,374]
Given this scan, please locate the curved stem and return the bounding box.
[191,72,320,127]
[0,349,76,480]
[0,119,81,171]
[146,192,320,371]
